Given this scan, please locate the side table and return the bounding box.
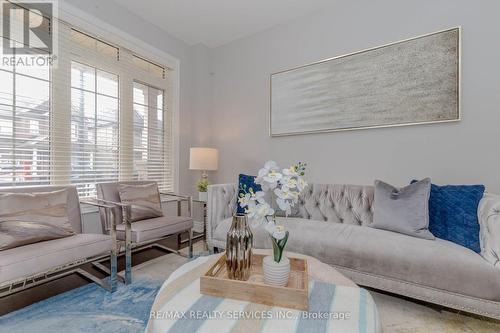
[179,199,207,248]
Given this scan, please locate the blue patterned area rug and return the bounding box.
[0,278,162,333]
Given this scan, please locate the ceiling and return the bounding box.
[113,0,334,48]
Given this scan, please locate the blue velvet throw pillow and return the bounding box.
[412,180,485,252]
[237,174,262,214]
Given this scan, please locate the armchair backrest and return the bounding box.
[0,185,83,233]
[96,180,158,228]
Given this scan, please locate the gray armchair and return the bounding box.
[94,181,193,285]
[0,185,117,297]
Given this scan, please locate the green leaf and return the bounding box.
[271,231,289,263]
[271,237,281,262]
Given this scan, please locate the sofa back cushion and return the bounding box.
[371,179,435,240]
[97,181,160,225]
[424,182,485,252]
[295,183,375,226]
[118,183,163,222]
[237,174,262,214]
[0,185,81,233]
[0,189,75,250]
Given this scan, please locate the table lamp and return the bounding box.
[190,147,218,201]
[189,147,219,179]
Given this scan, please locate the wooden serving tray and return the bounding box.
[200,253,309,310]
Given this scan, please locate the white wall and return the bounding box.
[208,0,500,193]
[186,44,215,189]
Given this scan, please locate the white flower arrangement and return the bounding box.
[238,161,307,263]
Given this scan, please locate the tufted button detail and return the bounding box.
[285,184,376,225]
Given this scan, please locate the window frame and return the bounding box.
[59,6,180,192]
[0,16,179,194]
[0,49,52,187]
[132,79,168,190]
[70,60,120,196]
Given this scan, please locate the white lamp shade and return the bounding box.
[189,147,218,171]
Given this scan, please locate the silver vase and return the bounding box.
[225,214,253,280]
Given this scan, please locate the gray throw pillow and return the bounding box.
[371,178,435,240]
[0,189,75,251]
[118,183,163,222]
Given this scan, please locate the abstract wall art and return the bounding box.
[270,28,460,136]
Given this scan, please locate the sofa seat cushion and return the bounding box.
[0,234,112,284]
[116,216,193,243]
[213,217,500,301]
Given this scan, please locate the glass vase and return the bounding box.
[225,214,253,280]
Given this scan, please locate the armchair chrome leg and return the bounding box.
[75,268,115,292]
[124,206,132,285]
[125,238,132,285]
[188,196,193,259]
[93,261,125,284]
[109,252,118,291]
[108,207,118,291]
[188,228,193,258]
[177,233,182,248]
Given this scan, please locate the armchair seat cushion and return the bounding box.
[0,234,113,284]
[115,216,193,243]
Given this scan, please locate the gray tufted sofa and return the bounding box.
[207,183,500,320]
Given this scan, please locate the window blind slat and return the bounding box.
[1,18,173,195]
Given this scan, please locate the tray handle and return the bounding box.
[206,256,225,277]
